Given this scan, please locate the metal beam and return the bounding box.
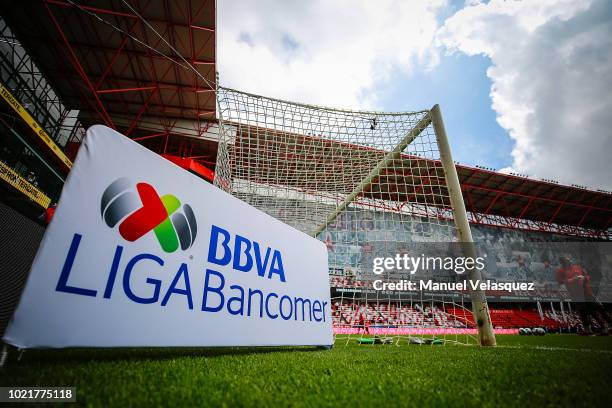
[44,2,115,128]
[97,86,158,94]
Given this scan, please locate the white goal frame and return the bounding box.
[215,87,496,346]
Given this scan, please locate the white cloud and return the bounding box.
[218,0,446,109]
[438,0,612,189]
[218,0,612,190]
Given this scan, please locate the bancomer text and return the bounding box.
[54,225,328,323]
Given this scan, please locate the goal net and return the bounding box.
[214,87,494,346]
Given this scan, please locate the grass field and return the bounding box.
[1,334,611,407]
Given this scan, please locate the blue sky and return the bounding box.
[378,52,513,170]
[376,0,514,170]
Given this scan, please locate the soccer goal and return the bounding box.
[214,87,496,346]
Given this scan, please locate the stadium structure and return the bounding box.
[0,1,611,347]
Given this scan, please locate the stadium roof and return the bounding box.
[455,164,611,234]
[1,0,216,142]
[233,126,612,238]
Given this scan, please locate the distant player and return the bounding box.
[358,313,370,335]
[556,256,609,335]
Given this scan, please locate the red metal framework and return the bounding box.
[391,163,612,239]
[1,0,218,168]
[455,165,612,238]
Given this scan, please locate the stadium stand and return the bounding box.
[331,300,593,332]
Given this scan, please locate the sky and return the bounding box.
[217,0,612,190]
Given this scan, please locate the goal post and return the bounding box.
[430,104,496,347]
[310,104,496,346]
[214,87,496,346]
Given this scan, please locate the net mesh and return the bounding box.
[215,87,477,345]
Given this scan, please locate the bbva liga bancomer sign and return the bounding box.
[4,125,332,348]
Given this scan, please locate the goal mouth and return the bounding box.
[215,86,495,346]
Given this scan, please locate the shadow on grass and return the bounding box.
[2,345,327,366]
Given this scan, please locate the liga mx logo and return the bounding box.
[101,178,197,253]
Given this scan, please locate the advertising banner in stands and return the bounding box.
[3,125,332,348]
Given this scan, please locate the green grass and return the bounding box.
[1,335,611,407]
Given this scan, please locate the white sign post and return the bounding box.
[3,125,332,348]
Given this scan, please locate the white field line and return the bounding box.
[497,345,612,354]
